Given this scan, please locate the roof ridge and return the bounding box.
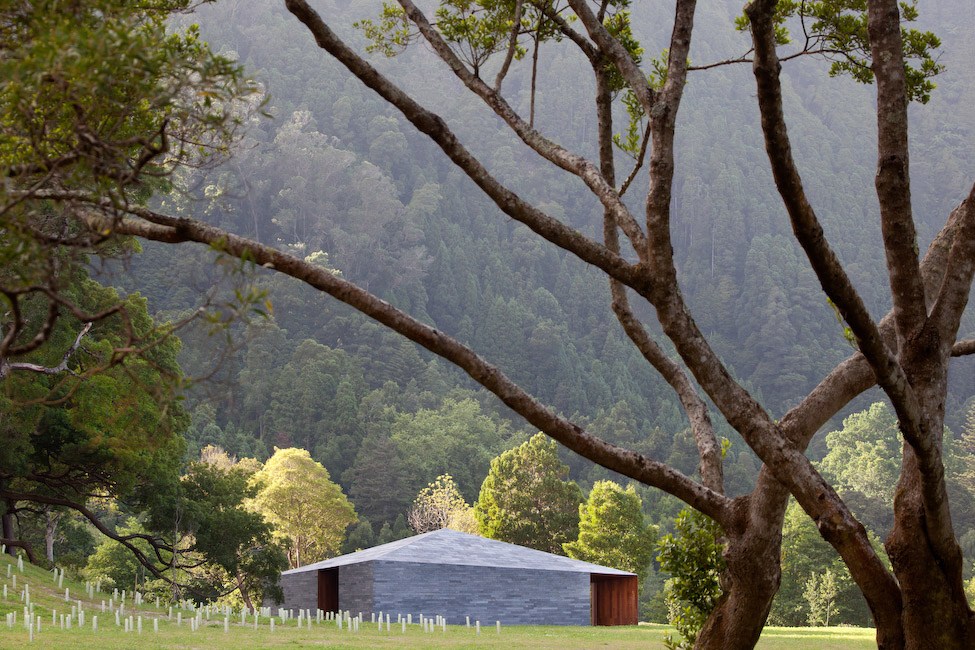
[284,527,634,576]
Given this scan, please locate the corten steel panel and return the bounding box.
[371,560,591,625]
[317,568,339,613]
[591,574,639,625]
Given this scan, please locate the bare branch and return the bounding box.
[617,126,650,197]
[493,0,524,91]
[2,294,59,357]
[392,0,649,256]
[0,322,92,379]
[930,185,975,346]
[773,189,969,447]
[867,0,927,342]
[594,66,722,493]
[952,339,975,357]
[687,47,861,72]
[688,54,754,71]
[262,5,656,292]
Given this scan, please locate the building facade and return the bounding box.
[275,529,638,626]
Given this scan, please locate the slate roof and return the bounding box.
[283,528,634,576]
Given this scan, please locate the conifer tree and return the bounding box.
[474,434,582,554]
[563,480,657,581]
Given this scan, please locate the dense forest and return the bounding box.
[4,0,975,641]
[124,0,975,499]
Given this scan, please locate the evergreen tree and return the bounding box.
[563,481,657,582]
[474,433,582,554]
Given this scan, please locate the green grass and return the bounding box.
[756,626,877,649]
[0,551,877,648]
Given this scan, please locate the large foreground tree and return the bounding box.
[0,0,277,600]
[4,0,975,647]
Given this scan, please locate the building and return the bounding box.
[276,528,638,626]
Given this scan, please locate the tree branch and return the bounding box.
[0,490,175,580]
[280,1,648,289]
[775,193,963,447]
[617,126,650,197]
[0,322,92,379]
[531,2,596,61]
[930,185,975,348]
[570,0,904,635]
[1,293,59,357]
[953,339,975,357]
[393,0,649,257]
[593,66,723,494]
[0,538,37,564]
[493,0,524,91]
[95,208,734,524]
[867,0,927,342]
[745,0,924,448]
[564,0,655,115]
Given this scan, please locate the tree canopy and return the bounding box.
[563,480,657,582]
[250,447,357,568]
[407,473,478,534]
[474,433,583,554]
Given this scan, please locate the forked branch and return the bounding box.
[286,1,649,290]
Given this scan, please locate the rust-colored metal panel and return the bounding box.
[317,568,339,613]
[591,574,638,625]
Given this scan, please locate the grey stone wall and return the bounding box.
[339,562,374,614]
[277,570,318,614]
[371,561,590,626]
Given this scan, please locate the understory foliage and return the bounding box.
[656,509,725,650]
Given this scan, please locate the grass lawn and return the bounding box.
[0,551,876,648]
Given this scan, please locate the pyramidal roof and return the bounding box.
[283,528,634,576]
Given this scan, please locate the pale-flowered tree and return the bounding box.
[407,473,478,534]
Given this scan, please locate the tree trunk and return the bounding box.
[696,491,786,650]
[44,509,61,563]
[236,571,254,611]
[887,455,975,648]
[880,345,975,648]
[2,499,15,556]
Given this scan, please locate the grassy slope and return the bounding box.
[0,552,876,648]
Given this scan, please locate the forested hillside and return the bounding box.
[113,0,975,493]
